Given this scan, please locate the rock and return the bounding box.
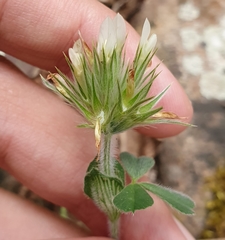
[158,100,225,237]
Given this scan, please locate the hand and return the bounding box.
[0,0,194,239]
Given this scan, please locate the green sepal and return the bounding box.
[90,74,101,113]
[144,119,196,127]
[139,85,170,113]
[113,183,154,213]
[133,49,156,87]
[120,152,155,181]
[140,183,195,215]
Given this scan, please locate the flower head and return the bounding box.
[42,14,185,147]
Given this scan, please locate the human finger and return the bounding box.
[0,188,111,239]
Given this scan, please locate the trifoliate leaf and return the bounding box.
[140,183,195,215]
[113,183,154,213]
[120,152,155,181]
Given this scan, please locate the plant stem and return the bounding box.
[99,133,114,176]
[109,218,120,239]
[98,133,121,239]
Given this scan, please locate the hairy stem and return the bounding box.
[99,133,114,176]
[109,218,120,239]
[98,133,120,239]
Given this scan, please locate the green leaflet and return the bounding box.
[120,152,155,181]
[140,183,195,215]
[113,183,154,213]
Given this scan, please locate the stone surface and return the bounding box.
[158,101,225,237]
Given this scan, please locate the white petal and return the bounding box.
[105,18,116,54]
[140,19,151,46]
[73,39,82,53]
[69,48,76,64]
[145,34,157,52]
[100,17,110,40]
[98,17,110,51]
[115,13,126,47]
[69,48,83,73]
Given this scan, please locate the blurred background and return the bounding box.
[1,0,225,239]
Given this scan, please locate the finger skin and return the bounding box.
[0,189,88,239]
[0,0,193,138]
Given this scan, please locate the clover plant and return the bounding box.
[42,14,195,239]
